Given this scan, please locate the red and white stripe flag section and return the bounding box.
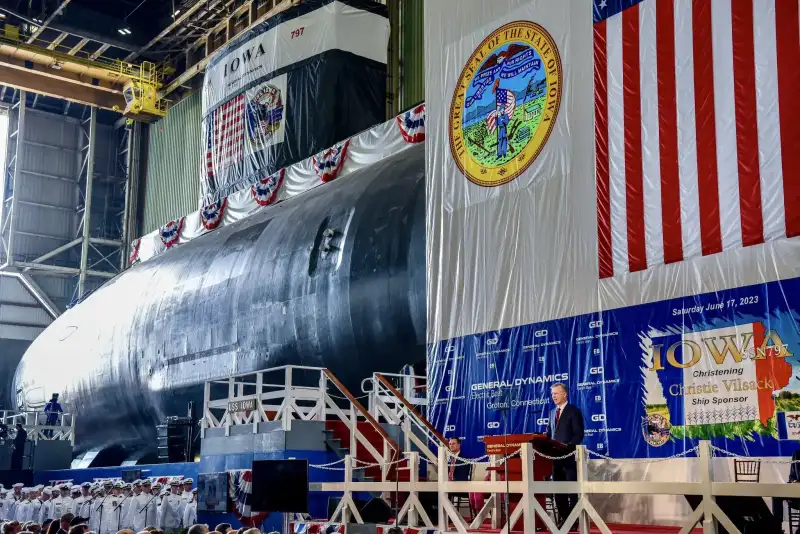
[594,0,800,278]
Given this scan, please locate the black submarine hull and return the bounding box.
[12,144,426,455]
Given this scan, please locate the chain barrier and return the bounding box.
[532,448,578,461]
[309,458,346,471]
[587,446,699,464]
[327,392,370,401]
[710,444,800,464]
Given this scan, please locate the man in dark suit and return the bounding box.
[447,437,472,481]
[545,382,584,529]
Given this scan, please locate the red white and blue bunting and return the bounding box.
[159,217,185,248]
[200,198,228,230]
[132,108,423,264]
[129,238,141,265]
[397,103,425,143]
[251,169,285,207]
[228,470,268,527]
[313,140,350,183]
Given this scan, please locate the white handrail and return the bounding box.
[202,365,399,479]
[300,441,795,534]
[0,410,76,445]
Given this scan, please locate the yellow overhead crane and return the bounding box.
[0,23,169,120]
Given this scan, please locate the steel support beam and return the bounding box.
[0,62,125,110]
[68,38,89,56]
[26,0,74,44]
[46,32,69,51]
[89,238,121,247]
[16,261,116,280]
[78,107,96,298]
[161,0,297,97]
[0,270,60,318]
[26,237,81,265]
[88,44,110,61]
[6,90,25,266]
[124,0,229,62]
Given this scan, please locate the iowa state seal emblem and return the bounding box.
[449,21,562,187]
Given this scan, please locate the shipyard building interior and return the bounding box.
[0,0,795,533]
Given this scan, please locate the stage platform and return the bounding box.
[292,520,705,534]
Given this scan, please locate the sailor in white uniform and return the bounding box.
[130,480,157,533]
[30,487,46,524]
[182,488,197,527]
[180,479,194,504]
[8,482,23,519]
[157,481,184,533]
[37,487,53,524]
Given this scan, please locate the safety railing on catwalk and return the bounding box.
[0,410,76,445]
[202,365,408,480]
[362,371,448,466]
[291,440,800,534]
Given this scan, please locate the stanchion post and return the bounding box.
[344,455,353,524]
[437,446,447,532]
[699,440,718,534]
[408,452,419,527]
[577,445,589,534]
[520,443,534,534]
[490,453,499,529]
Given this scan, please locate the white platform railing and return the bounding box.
[201,365,400,480]
[0,410,76,445]
[298,441,800,534]
[363,372,445,468]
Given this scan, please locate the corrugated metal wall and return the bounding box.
[399,0,424,111]
[143,91,202,234]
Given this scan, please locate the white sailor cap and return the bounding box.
[35,485,43,490]
[169,480,181,486]
[191,488,197,494]
[59,483,70,490]
[183,478,193,484]
[102,480,113,487]
[81,482,91,489]
[141,480,152,486]
[42,488,52,496]
[13,483,23,488]
[71,486,81,493]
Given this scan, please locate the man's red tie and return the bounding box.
[555,407,561,428]
[449,456,455,481]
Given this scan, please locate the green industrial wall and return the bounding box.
[142,91,202,234]
[399,0,424,111]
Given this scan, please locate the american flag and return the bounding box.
[487,88,516,133]
[594,0,800,278]
[205,94,246,180]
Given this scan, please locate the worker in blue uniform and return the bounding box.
[44,393,63,438]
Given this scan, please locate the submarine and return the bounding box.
[12,143,426,460]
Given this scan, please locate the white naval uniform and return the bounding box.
[182,501,196,527]
[29,498,43,524]
[50,495,65,520]
[157,493,183,531]
[130,492,158,532]
[38,499,52,524]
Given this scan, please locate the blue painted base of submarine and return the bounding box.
[34,449,346,531]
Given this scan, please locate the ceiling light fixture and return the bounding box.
[118,28,132,35]
[173,9,181,17]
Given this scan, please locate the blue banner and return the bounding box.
[428,277,800,459]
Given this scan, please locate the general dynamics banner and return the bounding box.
[429,276,800,459]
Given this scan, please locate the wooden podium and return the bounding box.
[480,433,569,531]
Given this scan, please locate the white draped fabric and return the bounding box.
[131,104,425,264]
